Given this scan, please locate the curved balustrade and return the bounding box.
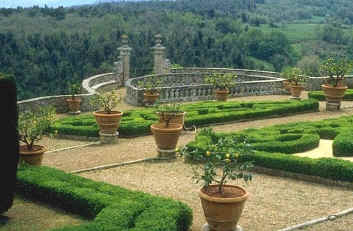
[125,68,285,106]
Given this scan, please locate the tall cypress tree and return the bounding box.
[0,74,19,214]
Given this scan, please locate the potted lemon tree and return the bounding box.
[288,67,306,98]
[156,102,186,127]
[179,128,253,231]
[320,57,352,107]
[66,82,82,114]
[280,67,293,93]
[205,73,237,101]
[151,103,184,158]
[138,76,162,106]
[18,106,56,165]
[90,91,123,135]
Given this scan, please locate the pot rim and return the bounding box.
[151,123,183,131]
[19,144,46,155]
[93,111,123,116]
[199,184,249,203]
[321,84,348,90]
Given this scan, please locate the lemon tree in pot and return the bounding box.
[205,73,237,101]
[320,57,352,106]
[18,106,56,165]
[66,82,82,114]
[156,102,186,126]
[179,128,253,231]
[90,91,123,135]
[280,67,293,93]
[151,103,183,158]
[288,67,306,98]
[138,76,162,106]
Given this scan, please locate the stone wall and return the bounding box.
[125,68,285,106]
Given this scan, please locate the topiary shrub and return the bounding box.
[0,74,19,213]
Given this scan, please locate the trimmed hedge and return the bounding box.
[308,89,353,101]
[184,115,353,182]
[51,99,319,137]
[17,165,192,231]
[333,132,353,157]
[0,75,19,213]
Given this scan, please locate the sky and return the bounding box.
[0,0,106,8]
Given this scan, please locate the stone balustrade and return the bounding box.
[125,68,285,106]
[18,72,123,113]
[306,76,353,91]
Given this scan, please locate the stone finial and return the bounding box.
[121,34,128,46]
[155,34,162,47]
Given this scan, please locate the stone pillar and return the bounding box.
[118,34,132,84]
[152,34,166,74]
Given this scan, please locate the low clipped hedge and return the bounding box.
[17,164,192,231]
[51,99,319,138]
[333,132,353,157]
[308,89,353,101]
[184,115,353,183]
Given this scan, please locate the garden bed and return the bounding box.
[16,164,192,231]
[184,114,353,182]
[51,99,319,138]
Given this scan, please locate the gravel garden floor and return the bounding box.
[10,91,353,231]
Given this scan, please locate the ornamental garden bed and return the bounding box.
[308,89,353,101]
[184,114,353,183]
[16,164,192,231]
[50,99,318,138]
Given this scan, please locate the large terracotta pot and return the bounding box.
[144,92,160,105]
[66,97,81,114]
[283,80,291,93]
[157,112,186,126]
[290,85,304,98]
[215,89,229,101]
[321,84,347,102]
[93,111,123,134]
[150,123,183,150]
[199,185,249,231]
[19,145,46,166]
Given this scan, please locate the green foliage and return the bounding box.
[68,82,81,98]
[51,99,319,137]
[320,57,353,87]
[333,132,353,157]
[204,73,237,90]
[183,114,353,182]
[16,164,192,231]
[308,89,353,101]
[138,76,162,95]
[285,67,306,86]
[155,103,184,127]
[18,106,56,150]
[89,91,121,114]
[179,129,253,194]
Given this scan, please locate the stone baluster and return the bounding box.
[118,34,132,85]
[152,34,166,75]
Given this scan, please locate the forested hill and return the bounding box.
[1,0,353,100]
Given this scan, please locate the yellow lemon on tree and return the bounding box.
[206,151,211,156]
[226,153,230,158]
[225,158,231,163]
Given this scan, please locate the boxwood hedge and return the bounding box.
[184,115,353,182]
[17,164,192,231]
[308,89,353,101]
[51,99,319,138]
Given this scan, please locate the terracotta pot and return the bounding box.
[321,84,347,102]
[283,80,291,93]
[144,92,160,105]
[290,85,304,98]
[19,145,46,166]
[150,123,183,150]
[199,185,249,231]
[157,112,186,126]
[93,111,123,134]
[66,97,81,114]
[215,90,229,101]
